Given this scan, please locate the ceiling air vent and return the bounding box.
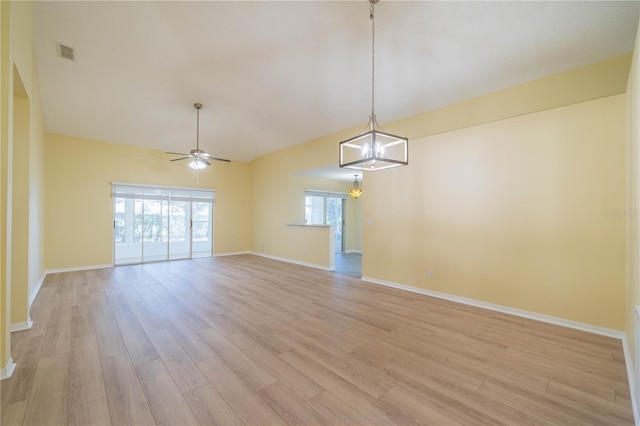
[56,43,75,61]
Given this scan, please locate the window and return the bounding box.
[114,198,126,243]
[305,190,347,253]
[112,184,214,265]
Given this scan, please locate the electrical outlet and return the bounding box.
[428,269,435,278]
[260,243,265,252]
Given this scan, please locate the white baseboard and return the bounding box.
[622,333,640,425]
[45,264,112,274]
[214,251,250,257]
[360,276,624,339]
[23,265,111,314]
[29,273,46,308]
[250,252,335,272]
[1,358,16,380]
[10,317,33,333]
[345,250,362,254]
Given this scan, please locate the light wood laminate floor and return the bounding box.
[1,254,634,425]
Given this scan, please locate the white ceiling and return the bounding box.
[33,1,639,165]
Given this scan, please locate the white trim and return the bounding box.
[635,306,640,423]
[250,252,335,272]
[214,251,250,257]
[305,189,348,199]
[360,276,624,339]
[111,181,216,194]
[10,317,33,332]
[45,264,112,274]
[1,358,16,380]
[29,273,46,308]
[622,333,640,425]
[285,224,333,229]
[345,250,362,254]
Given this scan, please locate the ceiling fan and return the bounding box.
[166,103,230,170]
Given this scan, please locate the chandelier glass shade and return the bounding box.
[339,0,408,172]
[340,121,408,172]
[348,174,363,199]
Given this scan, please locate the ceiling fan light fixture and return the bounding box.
[167,102,230,173]
[189,158,210,170]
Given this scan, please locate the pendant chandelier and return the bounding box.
[339,0,408,172]
[349,175,363,199]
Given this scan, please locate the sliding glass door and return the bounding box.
[192,201,213,258]
[113,184,214,266]
[114,197,142,264]
[143,198,169,263]
[169,199,190,260]
[325,196,344,253]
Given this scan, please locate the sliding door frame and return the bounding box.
[112,183,215,266]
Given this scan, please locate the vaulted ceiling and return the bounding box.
[33,1,640,164]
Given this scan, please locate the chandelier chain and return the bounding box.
[370,0,376,119]
[196,105,200,150]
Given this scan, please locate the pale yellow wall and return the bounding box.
[1,0,47,369]
[1,0,45,371]
[250,55,631,330]
[11,93,29,325]
[0,0,9,369]
[28,53,45,305]
[278,225,335,269]
[251,55,630,255]
[626,18,640,370]
[366,95,625,330]
[44,134,251,270]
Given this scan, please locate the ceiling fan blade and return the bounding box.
[170,157,192,161]
[200,153,231,162]
[166,152,189,156]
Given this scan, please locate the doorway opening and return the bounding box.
[303,188,362,277]
[112,184,214,265]
[334,252,362,278]
[304,190,345,253]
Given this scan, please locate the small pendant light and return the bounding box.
[349,175,363,199]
